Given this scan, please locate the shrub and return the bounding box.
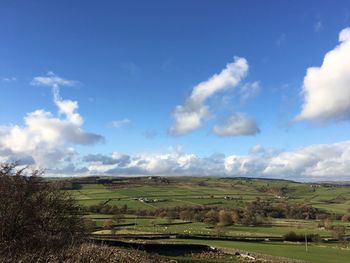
[283,231,299,241]
[218,210,233,226]
[341,214,350,222]
[332,225,346,240]
[179,210,194,221]
[203,209,219,225]
[283,231,320,242]
[0,163,86,257]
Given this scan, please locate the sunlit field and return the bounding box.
[66,176,350,263]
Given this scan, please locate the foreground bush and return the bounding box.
[0,163,86,257]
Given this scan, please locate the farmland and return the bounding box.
[69,177,350,212]
[65,176,350,262]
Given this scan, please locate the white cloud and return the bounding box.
[83,149,227,177]
[76,141,350,180]
[169,57,249,135]
[31,71,76,88]
[0,74,102,168]
[83,152,130,166]
[111,118,131,128]
[170,104,209,135]
[297,27,350,122]
[224,154,265,176]
[224,141,350,179]
[27,138,350,180]
[53,87,83,125]
[261,141,350,178]
[213,113,260,137]
[249,144,265,154]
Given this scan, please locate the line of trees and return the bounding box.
[86,203,128,215]
[87,197,328,227]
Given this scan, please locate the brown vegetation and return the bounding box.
[0,243,169,263]
[0,163,85,260]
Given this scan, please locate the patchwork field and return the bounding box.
[70,177,350,212]
[66,176,350,262]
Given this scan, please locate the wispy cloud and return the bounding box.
[1,77,17,83]
[111,118,131,129]
[31,71,76,88]
[239,81,261,104]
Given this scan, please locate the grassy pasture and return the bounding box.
[71,178,350,215]
[86,213,348,237]
[160,239,350,263]
[69,176,350,262]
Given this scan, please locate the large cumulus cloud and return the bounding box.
[0,73,103,168]
[297,28,350,122]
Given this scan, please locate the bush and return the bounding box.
[0,163,86,257]
[283,231,299,241]
[218,210,233,226]
[333,225,346,240]
[283,231,320,242]
[204,209,219,225]
[341,214,350,222]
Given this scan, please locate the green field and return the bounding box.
[90,215,337,237]
[66,176,350,262]
[70,177,350,214]
[160,239,350,263]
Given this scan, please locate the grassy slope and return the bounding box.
[161,239,350,263]
[71,177,350,214]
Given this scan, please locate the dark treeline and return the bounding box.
[59,176,171,190]
[283,231,321,242]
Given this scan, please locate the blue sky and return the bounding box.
[1,0,350,180]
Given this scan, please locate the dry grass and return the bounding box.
[0,243,170,263]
